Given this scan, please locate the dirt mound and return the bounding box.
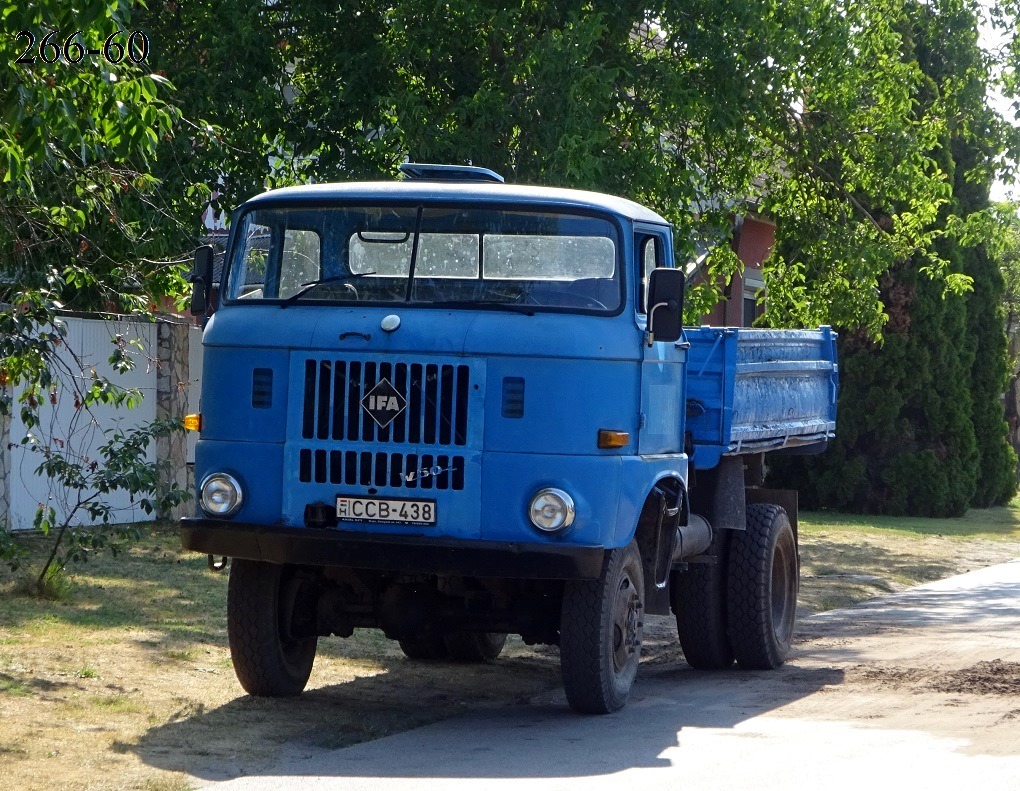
[931,660,1020,696]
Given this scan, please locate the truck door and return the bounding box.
[636,225,686,456]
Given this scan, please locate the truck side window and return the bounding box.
[639,236,660,314]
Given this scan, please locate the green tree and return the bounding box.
[771,0,1017,516]
[0,3,213,310]
[992,202,1020,475]
[134,0,296,215]
[1,1,204,585]
[928,3,1018,507]
[139,0,1006,334]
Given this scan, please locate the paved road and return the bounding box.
[206,559,1020,791]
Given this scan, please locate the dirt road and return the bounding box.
[202,558,1020,791]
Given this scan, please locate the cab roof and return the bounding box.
[243,181,671,226]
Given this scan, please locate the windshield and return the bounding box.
[224,205,621,312]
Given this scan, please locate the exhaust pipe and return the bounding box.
[674,514,712,560]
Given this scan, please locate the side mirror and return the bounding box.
[190,245,215,316]
[646,267,684,345]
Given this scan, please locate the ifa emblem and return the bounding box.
[360,378,407,428]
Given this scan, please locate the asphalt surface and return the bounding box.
[205,559,1020,791]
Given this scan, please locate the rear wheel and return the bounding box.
[672,530,734,669]
[560,540,645,714]
[726,504,798,669]
[227,560,318,696]
[444,632,508,662]
[398,634,449,660]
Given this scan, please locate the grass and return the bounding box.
[802,498,1020,540]
[142,779,192,791]
[0,674,33,697]
[797,498,1020,612]
[0,505,1018,789]
[13,565,74,601]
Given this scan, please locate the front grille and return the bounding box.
[298,449,465,490]
[301,360,470,445]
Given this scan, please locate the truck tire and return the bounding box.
[227,559,317,697]
[672,530,734,669]
[444,632,507,662]
[560,540,644,714]
[398,634,449,660]
[726,504,798,670]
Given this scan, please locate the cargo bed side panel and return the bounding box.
[685,327,838,470]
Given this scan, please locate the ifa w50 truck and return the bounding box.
[182,163,838,714]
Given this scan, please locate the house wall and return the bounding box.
[698,214,775,327]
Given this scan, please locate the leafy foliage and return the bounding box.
[993,203,1020,358]
[0,2,215,311]
[775,269,980,516]
[140,0,1020,335]
[771,0,1017,516]
[992,202,1020,474]
[1,0,201,583]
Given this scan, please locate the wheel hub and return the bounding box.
[611,574,643,672]
[771,540,796,644]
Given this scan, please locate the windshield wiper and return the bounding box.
[279,272,376,307]
[431,300,535,316]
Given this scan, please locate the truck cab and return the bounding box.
[183,164,837,714]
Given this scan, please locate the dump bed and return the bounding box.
[684,326,838,470]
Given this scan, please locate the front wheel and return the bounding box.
[227,560,318,696]
[726,504,798,669]
[560,541,645,714]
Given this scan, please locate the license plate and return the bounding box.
[336,495,437,526]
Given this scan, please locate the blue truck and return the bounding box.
[182,163,838,714]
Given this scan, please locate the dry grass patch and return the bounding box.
[0,525,557,791]
[798,499,1020,613]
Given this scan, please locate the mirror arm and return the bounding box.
[646,300,677,347]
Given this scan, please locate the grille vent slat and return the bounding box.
[302,359,470,446]
[302,361,316,436]
[331,363,346,440]
[317,361,331,439]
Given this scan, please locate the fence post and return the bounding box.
[155,317,192,520]
[0,404,9,532]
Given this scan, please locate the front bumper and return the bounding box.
[181,518,606,580]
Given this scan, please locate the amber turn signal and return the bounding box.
[598,429,630,449]
[183,413,202,432]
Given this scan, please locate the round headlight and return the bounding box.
[200,473,243,517]
[528,488,575,533]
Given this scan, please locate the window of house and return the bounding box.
[742,288,760,327]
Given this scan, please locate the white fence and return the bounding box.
[1,315,202,531]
